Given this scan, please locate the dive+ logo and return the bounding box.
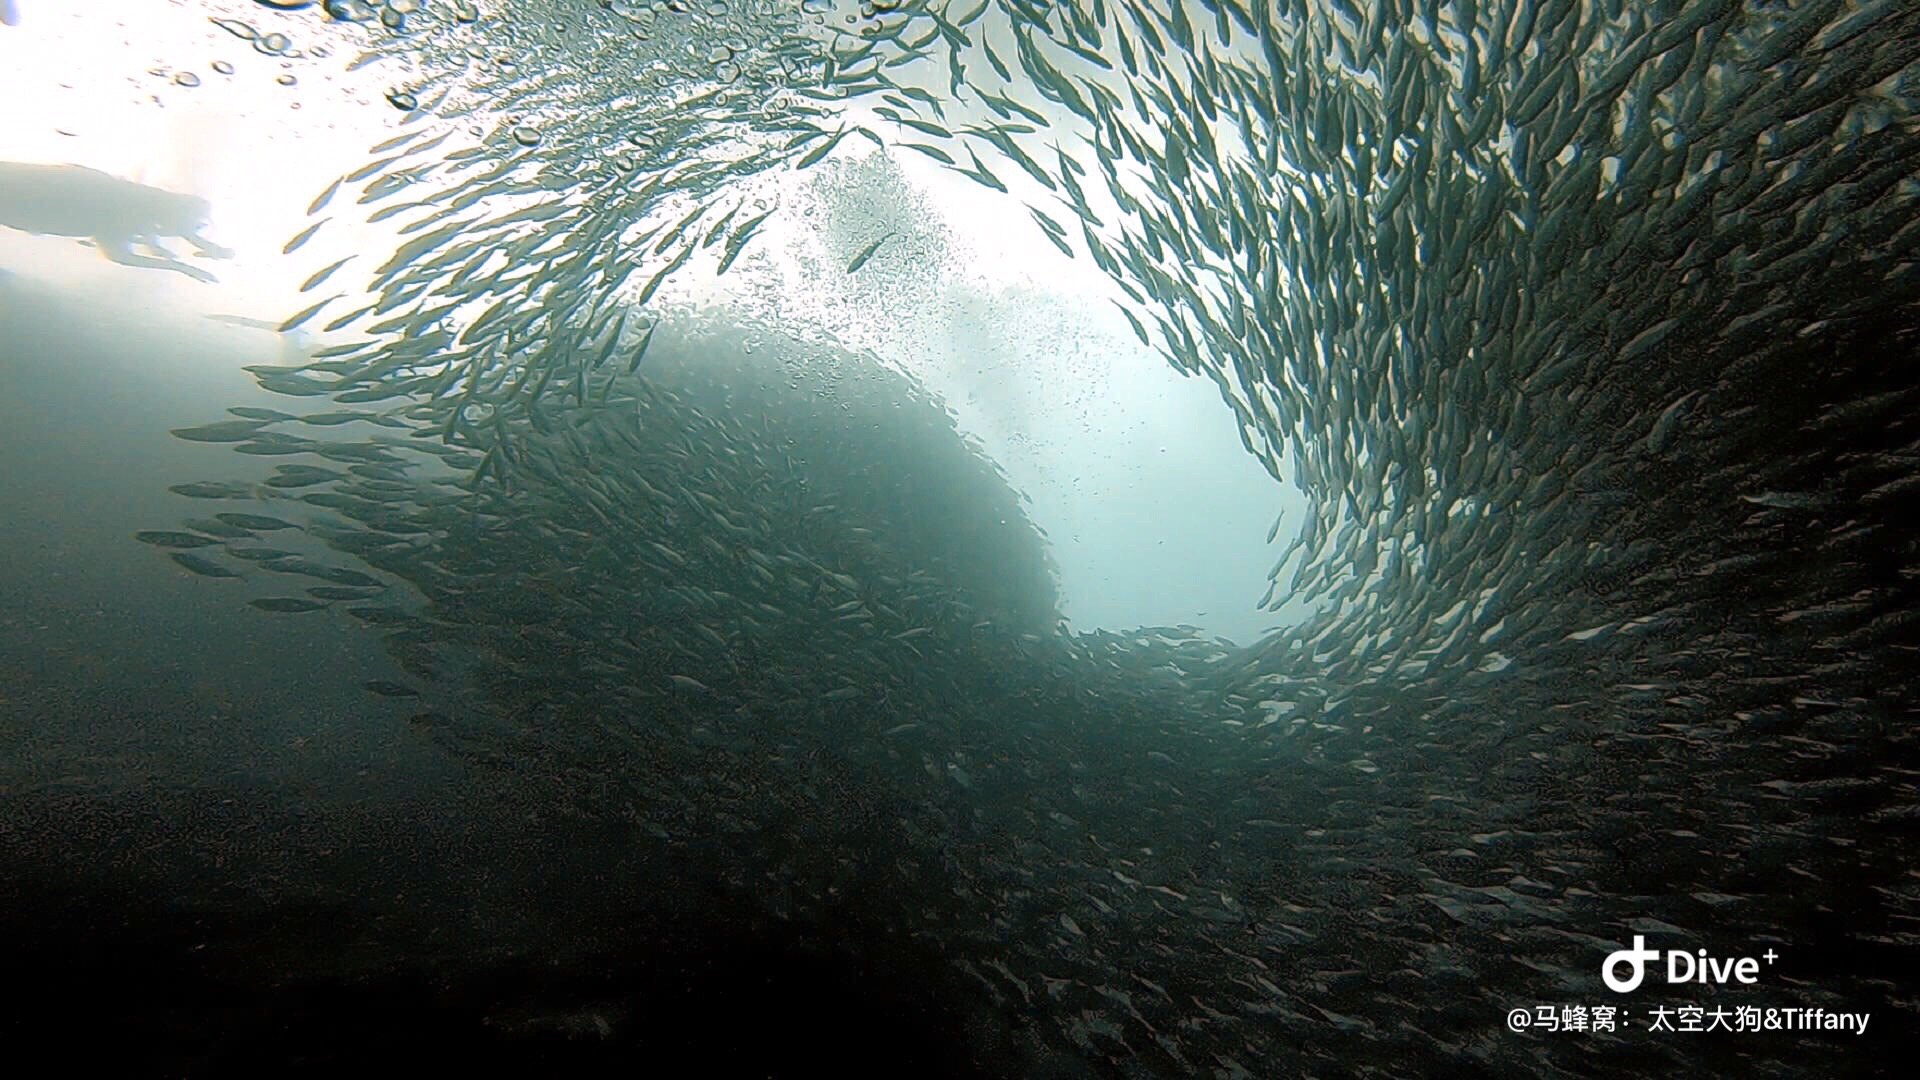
[1602,936,1780,993]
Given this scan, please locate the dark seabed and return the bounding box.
[3,0,1918,1077]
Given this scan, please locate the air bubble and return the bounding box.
[386,88,419,110]
[323,0,376,21]
[511,125,542,147]
[174,71,202,87]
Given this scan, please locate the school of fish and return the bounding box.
[139,0,1920,1074]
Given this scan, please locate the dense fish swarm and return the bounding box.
[138,0,1919,1074]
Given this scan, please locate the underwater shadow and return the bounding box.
[0,161,231,283]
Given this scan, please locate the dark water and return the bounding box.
[0,289,990,1075]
